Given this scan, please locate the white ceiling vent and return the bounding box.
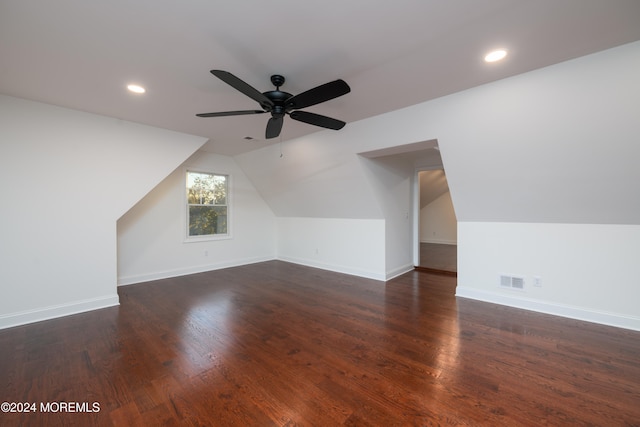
[500,274,525,291]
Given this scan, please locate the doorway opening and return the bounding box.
[414,168,457,275]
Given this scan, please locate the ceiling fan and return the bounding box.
[197,70,351,139]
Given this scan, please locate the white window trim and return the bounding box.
[183,168,232,243]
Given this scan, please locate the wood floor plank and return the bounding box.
[1,260,639,426]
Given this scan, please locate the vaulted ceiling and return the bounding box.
[2,1,640,156]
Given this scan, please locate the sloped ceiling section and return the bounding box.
[234,131,384,219]
[420,170,449,208]
[438,41,640,224]
[235,135,445,220]
[239,41,640,226]
[358,140,445,214]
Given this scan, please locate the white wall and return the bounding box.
[235,129,396,280]
[5,41,637,330]
[440,41,640,330]
[420,191,457,244]
[456,222,640,330]
[358,155,415,278]
[236,41,640,330]
[0,95,205,328]
[235,135,443,280]
[276,217,386,280]
[117,151,277,284]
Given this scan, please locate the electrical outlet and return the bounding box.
[533,276,542,287]
[204,250,208,257]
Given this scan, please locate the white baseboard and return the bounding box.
[0,295,119,330]
[386,263,415,280]
[456,286,640,332]
[277,255,386,281]
[117,255,276,286]
[121,255,409,287]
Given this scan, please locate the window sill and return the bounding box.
[184,234,232,243]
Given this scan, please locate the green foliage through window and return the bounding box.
[186,171,228,236]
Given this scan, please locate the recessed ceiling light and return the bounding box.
[484,49,508,63]
[127,84,146,94]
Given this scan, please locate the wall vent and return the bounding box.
[500,274,525,290]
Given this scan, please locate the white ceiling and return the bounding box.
[2,0,640,156]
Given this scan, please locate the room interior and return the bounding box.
[417,168,458,273]
[1,1,640,425]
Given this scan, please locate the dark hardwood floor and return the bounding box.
[418,242,457,274]
[1,261,639,426]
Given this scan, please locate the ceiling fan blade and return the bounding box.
[196,110,266,118]
[286,79,350,110]
[210,70,274,110]
[289,110,346,130]
[266,116,284,139]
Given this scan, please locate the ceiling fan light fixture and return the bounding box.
[127,84,146,94]
[484,49,508,63]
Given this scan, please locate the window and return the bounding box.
[186,171,229,238]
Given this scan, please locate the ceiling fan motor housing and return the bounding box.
[263,86,292,118]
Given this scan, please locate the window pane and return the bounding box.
[186,171,228,238]
[213,175,227,205]
[187,172,227,205]
[189,206,227,236]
